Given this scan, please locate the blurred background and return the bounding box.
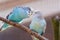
[0,0,60,40]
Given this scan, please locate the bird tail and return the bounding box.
[0,23,9,31]
[31,36,39,40]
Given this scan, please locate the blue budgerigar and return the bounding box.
[29,11,47,40]
[1,6,31,31]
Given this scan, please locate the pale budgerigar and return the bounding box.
[29,11,47,40]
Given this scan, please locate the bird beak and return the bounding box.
[28,11,34,17]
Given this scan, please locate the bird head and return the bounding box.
[22,7,31,14]
[32,10,43,19]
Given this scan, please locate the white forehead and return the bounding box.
[34,10,42,16]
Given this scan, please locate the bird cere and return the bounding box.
[0,6,48,40]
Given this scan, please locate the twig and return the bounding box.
[0,16,45,40]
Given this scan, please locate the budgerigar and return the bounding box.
[29,11,47,40]
[1,6,31,31]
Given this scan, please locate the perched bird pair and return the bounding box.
[0,6,31,31]
[0,6,47,40]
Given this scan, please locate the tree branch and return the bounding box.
[0,16,46,40]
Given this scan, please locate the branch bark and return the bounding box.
[0,16,45,40]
